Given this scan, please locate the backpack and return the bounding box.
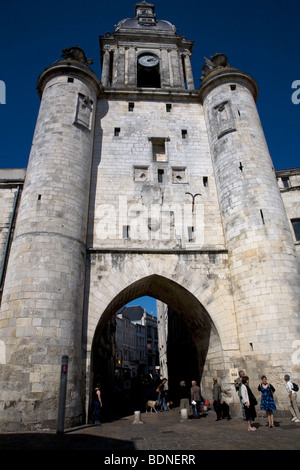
[292,383,299,392]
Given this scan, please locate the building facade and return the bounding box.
[0,2,299,430]
[116,305,159,378]
[115,306,148,377]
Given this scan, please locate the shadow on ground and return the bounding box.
[0,431,135,451]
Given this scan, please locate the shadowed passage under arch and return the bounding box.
[89,274,221,420]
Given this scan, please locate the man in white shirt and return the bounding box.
[284,374,300,422]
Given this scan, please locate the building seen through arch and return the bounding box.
[0,2,299,431]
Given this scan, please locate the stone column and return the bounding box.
[101,50,111,86]
[112,46,125,87]
[127,47,137,87]
[183,53,194,90]
[160,49,171,88]
[170,49,184,88]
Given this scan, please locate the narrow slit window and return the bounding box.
[203,176,208,187]
[128,102,134,112]
[188,226,195,242]
[166,103,172,112]
[260,209,265,225]
[123,225,130,239]
[158,169,164,183]
[114,127,120,137]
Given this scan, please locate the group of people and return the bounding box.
[178,380,209,419]
[234,370,300,431]
[93,371,300,428]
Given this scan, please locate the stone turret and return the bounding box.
[0,47,101,430]
[199,54,300,389]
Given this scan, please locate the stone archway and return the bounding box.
[88,273,228,420]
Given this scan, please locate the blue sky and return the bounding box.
[0,0,299,171]
[126,296,158,316]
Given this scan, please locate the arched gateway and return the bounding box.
[0,2,299,431]
[86,258,238,420]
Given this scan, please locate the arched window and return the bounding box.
[137,53,161,88]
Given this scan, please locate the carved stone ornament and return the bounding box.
[201,53,228,78]
[61,46,94,65]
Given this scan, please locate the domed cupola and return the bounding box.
[115,1,177,34]
[100,1,194,91]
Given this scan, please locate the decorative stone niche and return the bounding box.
[212,100,236,139]
[172,167,187,184]
[74,93,94,129]
[134,166,149,182]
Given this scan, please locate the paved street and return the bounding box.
[0,408,299,453]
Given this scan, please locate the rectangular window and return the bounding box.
[181,129,187,139]
[166,103,172,112]
[151,138,167,162]
[128,102,134,112]
[291,219,300,242]
[203,176,208,187]
[282,177,290,188]
[114,127,120,136]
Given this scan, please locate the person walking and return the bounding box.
[235,370,246,419]
[158,378,168,411]
[179,381,190,412]
[190,380,201,419]
[212,378,222,421]
[258,375,276,428]
[284,374,300,422]
[241,376,257,431]
[93,384,102,424]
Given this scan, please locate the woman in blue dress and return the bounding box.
[258,375,276,427]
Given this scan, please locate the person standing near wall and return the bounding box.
[213,378,222,421]
[241,376,257,431]
[258,375,276,428]
[284,374,300,422]
[235,370,246,419]
[94,384,102,424]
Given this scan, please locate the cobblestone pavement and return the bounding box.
[0,409,300,453]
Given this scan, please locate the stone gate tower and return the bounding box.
[0,2,299,431]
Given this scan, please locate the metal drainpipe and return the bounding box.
[0,185,20,292]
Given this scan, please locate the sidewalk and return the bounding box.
[0,408,299,452]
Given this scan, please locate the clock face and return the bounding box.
[138,55,159,67]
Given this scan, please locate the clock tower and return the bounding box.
[100,1,195,90]
[0,0,299,432]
